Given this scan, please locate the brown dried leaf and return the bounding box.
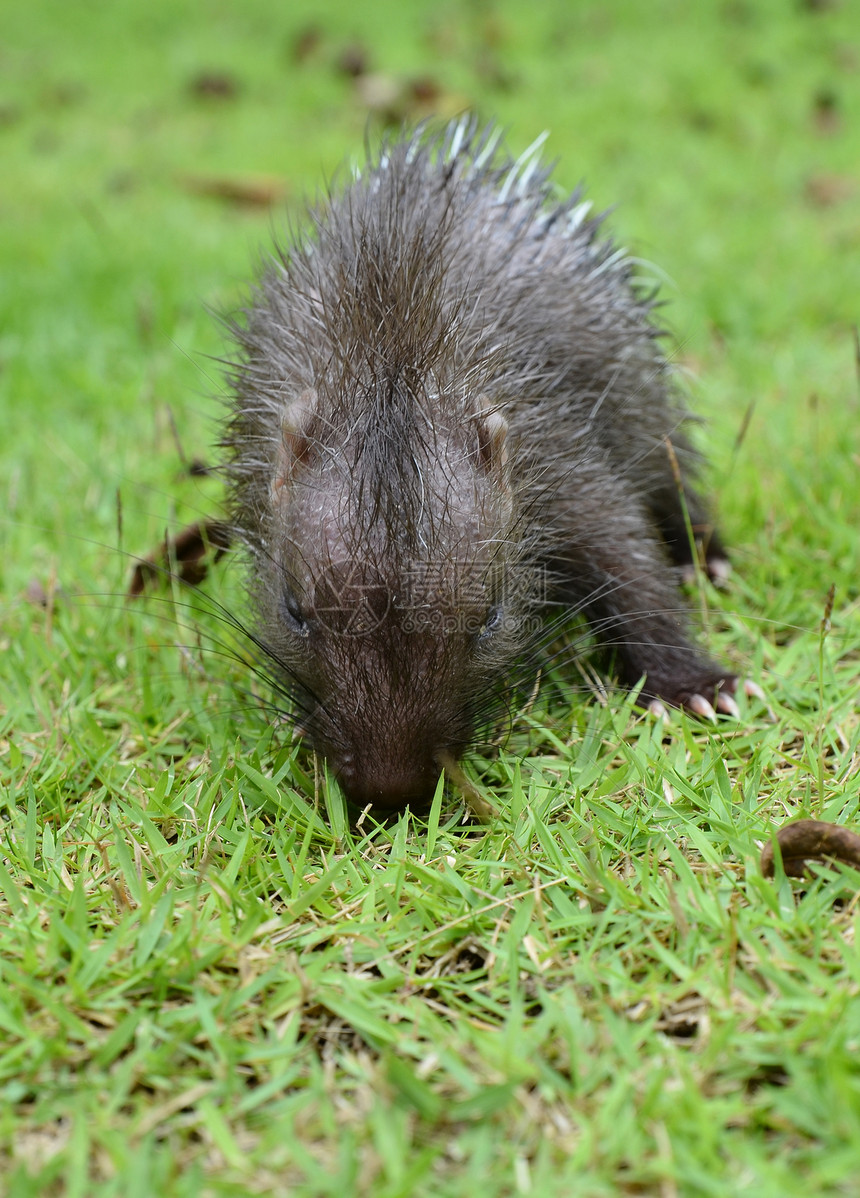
[812,87,841,134]
[188,71,240,100]
[760,819,860,878]
[291,25,323,64]
[335,42,370,79]
[804,173,854,208]
[354,73,465,127]
[408,76,442,106]
[179,174,288,208]
[128,520,233,598]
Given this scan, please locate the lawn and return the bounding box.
[1,0,859,1194]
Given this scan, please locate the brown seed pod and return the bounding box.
[128,520,233,597]
[760,819,860,879]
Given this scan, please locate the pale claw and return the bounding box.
[648,699,669,719]
[708,557,731,586]
[686,693,717,721]
[742,678,775,719]
[680,558,732,587]
[715,692,741,718]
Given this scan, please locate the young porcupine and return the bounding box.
[221,118,751,810]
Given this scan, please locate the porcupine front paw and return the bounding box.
[646,673,767,721]
[659,515,731,588]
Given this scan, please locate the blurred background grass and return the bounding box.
[1,0,857,602]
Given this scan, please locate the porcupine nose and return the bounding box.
[334,751,443,811]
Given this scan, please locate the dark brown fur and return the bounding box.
[221,120,736,809]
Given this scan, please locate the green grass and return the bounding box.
[2,0,860,1194]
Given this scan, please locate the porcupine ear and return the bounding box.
[271,388,316,498]
[474,396,509,478]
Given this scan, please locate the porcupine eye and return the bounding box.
[477,605,504,642]
[281,592,308,636]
